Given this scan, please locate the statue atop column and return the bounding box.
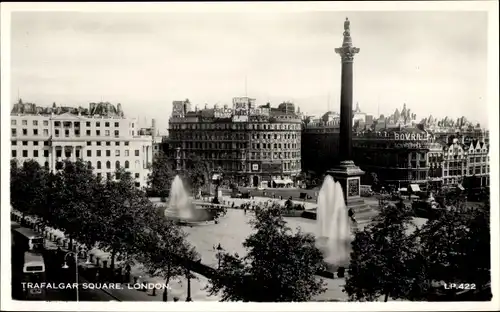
[344,17,350,36]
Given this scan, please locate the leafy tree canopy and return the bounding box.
[207,205,326,302]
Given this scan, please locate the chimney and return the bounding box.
[152,119,157,136]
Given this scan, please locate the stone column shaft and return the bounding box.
[339,61,354,161]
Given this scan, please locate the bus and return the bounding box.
[21,251,47,300]
[12,227,44,253]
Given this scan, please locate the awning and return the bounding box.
[457,184,465,191]
[273,179,285,184]
[409,184,421,192]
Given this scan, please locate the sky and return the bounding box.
[10,10,489,130]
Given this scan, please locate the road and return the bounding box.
[11,247,120,302]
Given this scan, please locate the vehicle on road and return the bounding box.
[12,251,47,301]
[12,227,45,253]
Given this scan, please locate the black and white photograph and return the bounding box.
[1,1,498,311]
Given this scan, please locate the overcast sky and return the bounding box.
[11,11,488,130]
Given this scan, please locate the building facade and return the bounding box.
[10,100,153,187]
[351,127,433,189]
[167,97,302,188]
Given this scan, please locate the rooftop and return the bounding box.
[11,99,125,118]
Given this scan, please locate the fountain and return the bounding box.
[164,175,215,224]
[315,175,353,269]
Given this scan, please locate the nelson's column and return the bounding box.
[328,18,369,214]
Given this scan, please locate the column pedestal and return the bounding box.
[327,160,370,214]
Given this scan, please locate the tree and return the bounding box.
[183,153,211,196]
[344,203,422,302]
[51,160,103,250]
[97,168,155,274]
[415,201,491,300]
[140,214,198,301]
[10,159,50,224]
[148,151,176,199]
[207,204,327,301]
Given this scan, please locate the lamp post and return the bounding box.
[185,267,192,302]
[216,243,223,269]
[62,250,91,302]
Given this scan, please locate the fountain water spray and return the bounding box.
[164,175,194,220]
[316,175,353,266]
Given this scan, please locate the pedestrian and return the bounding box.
[348,208,357,224]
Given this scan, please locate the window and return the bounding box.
[12,150,16,157]
[135,150,139,156]
[106,150,111,157]
[125,142,129,146]
[105,130,110,136]
[106,161,111,169]
[33,141,39,146]
[115,150,120,156]
[43,129,49,136]
[115,142,120,146]
[44,150,49,157]
[55,129,60,137]
[134,182,140,187]
[97,150,102,157]
[56,150,62,158]
[12,140,17,146]
[106,173,112,180]
[96,130,101,136]
[114,122,119,127]
[125,150,129,157]
[11,129,16,136]
[33,129,38,136]
[65,129,70,137]
[97,161,101,169]
[87,150,92,157]
[22,120,28,126]
[114,130,119,137]
[86,122,91,127]
[44,161,49,169]
[33,120,38,126]
[54,121,61,127]
[125,160,130,169]
[86,130,91,136]
[22,129,28,135]
[115,161,120,169]
[135,173,139,178]
[22,150,28,157]
[43,120,49,126]
[87,141,92,146]
[96,122,101,127]
[11,120,16,125]
[22,141,28,146]
[97,173,102,179]
[96,141,101,146]
[87,161,92,169]
[33,150,39,157]
[106,141,111,146]
[105,122,110,127]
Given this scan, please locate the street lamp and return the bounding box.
[214,243,223,269]
[185,267,192,302]
[62,250,91,302]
